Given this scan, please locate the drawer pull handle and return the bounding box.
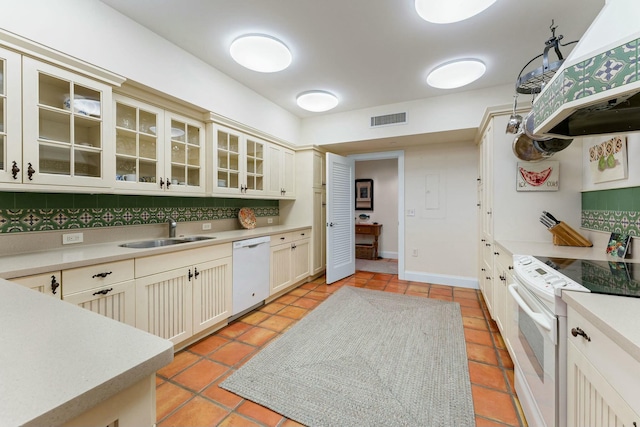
[571,327,591,342]
[50,275,60,295]
[280,237,286,240]
[92,272,113,279]
[93,288,113,296]
[194,267,200,279]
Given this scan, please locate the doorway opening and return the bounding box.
[349,151,404,280]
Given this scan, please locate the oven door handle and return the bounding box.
[508,284,552,331]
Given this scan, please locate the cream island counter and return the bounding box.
[0,278,173,427]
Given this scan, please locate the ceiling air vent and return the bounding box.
[370,112,407,128]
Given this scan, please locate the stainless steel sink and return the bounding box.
[119,236,216,248]
[119,238,189,249]
[180,236,216,242]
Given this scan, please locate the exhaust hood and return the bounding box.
[532,0,640,138]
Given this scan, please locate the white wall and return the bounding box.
[0,0,301,144]
[488,115,584,243]
[355,159,398,258]
[403,140,478,287]
[581,133,640,191]
[299,84,513,146]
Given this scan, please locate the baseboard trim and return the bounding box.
[379,251,398,259]
[404,270,479,289]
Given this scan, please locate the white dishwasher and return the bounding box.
[232,235,271,317]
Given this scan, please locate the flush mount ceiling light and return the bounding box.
[415,0,496,24]
[427,59,486,89]
[296,91,339,112]
[229,34,292,73]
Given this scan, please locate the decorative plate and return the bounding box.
[238,207,257,229]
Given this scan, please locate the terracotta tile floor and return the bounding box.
[156,269,528,426]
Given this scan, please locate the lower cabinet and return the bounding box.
[567,307,640,426]
[62,260,136,326]
[11,271,62,299]
[135,245,232,346]
[270,229,311,296]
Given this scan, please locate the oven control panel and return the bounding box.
[513,255,589,299]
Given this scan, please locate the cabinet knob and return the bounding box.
[159,177,165,188]
[188,269,193,281]
[499,274,506,281]
[571,327,591,342]
[194,267,200,279]
[494,251,500,256]
[508,266,514,270]
[27,163,35,180]
[50,275,60,295]
[166,177,171,188]
[11,161,20,180]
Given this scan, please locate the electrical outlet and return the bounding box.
[63,232,83,245]
[412,248,418,257]
[267,218,273,224]
[407,209,415,217]
[202,223,212,230]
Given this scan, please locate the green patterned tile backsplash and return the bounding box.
[581,187,640,236]
[0,192,278,233]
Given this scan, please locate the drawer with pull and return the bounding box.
[62,260,135,296]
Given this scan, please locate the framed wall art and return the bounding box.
[588,136,628,184]
[516,160,559,192]
[355,179,373,210]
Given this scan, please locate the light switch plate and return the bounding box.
[202,223,212,230]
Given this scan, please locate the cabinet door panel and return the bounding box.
[192,257,232,334]
[22,57,112,187]
[292,239,311,283]
[270,243,293,295]
[11,271,62,299]
[567,342,640,427]
[136,267,192,345]
[64,280,135,326]
[0,47,22,184]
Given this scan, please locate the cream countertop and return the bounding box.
[0,278,173,427]
[0,224,311,279]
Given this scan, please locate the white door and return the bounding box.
[326,152,355,284]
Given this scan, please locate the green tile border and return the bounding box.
[581,187,640,236]
[0,192,278,233]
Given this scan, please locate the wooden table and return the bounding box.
[355,223,382,259]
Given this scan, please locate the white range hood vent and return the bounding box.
[532,0,640,138]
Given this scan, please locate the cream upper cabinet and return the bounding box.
[213,124,266,196]
[0,47,22,184]
[267,143,295,198]
[113,94,205,194]
[21,57,113,188]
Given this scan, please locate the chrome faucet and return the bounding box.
[168,218,177,238]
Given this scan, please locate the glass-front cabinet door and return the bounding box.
[215,125,241,193]
[113,95,163,189]
[0,47,21,184]
[245,137,265,193]
[22,57,112,187]
[165,114,204,193]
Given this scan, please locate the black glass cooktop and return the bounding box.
[535,256,640,298]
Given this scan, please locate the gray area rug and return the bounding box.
[221,286,475,427]
[356,259,398,274]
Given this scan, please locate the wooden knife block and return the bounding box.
[549,222,592,247]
